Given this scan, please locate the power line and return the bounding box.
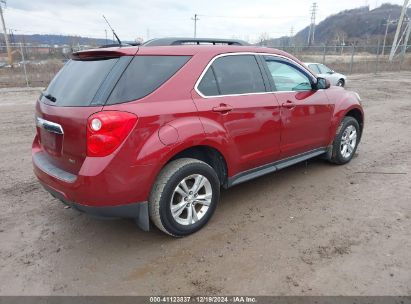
[199,14,306,20]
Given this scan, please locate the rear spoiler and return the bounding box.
[72,48,138,60]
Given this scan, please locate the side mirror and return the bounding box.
[316,77,330,90]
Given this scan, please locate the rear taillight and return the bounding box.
[87,111,138,157]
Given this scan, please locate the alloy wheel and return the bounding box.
[170,174,212,226]
[340,125,357,158]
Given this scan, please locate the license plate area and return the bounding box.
[36,117,64,157]
[39,128,63,156]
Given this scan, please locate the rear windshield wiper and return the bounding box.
[42,91,57,103]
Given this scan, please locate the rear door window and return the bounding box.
[107,55,191,104]
[197,67,220,96]
[210,55,266,95]
[42,58,119,107]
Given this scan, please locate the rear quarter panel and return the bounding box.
[101,52,233,200]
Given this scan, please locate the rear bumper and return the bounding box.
[40,182,150,231]
[32,135,156,206]
[32,136,156,231]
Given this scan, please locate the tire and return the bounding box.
[337,79,345,87]
[149,158,220,237]
[329,116,360,165]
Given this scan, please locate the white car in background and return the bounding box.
[305,62,347,87]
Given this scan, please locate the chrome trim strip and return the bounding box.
[36,117,64,135]
[194,52,317,99]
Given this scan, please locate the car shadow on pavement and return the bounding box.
[45,157,334,243]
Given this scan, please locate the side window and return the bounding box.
[264,57,312,92]
[107,55,191,104]
[197,67,220,96]
[211,55,266,95]
[308,64,321,74]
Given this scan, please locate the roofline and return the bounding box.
[71,45,303,63]
[142,37,250,47]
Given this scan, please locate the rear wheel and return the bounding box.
[149,158,220,237]
[337,79,345,87]
[329,116,360,165]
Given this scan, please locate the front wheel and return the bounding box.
[149,158,220,237]
[329,116,360,165]
[337,79,345,87]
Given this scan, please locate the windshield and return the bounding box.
[318,64,333,74]
[41,58,119,107]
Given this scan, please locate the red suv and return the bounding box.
[32,38,364,237]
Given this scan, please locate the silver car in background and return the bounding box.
[305,62,347,87]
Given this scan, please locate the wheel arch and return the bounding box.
[167,145,229,188]
[345,108,364,133]
[327,104,364,159]
[330,101,364,142]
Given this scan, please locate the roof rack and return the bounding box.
[141,37,249,47]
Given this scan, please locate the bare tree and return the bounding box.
[258,32,270,46]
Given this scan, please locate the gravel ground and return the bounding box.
[0,72,410,295]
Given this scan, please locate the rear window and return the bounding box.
[106,55,191,105]
[42,58,119,107]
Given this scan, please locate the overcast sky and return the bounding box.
[2,0,407,42]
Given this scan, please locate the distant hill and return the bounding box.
[262,3,411,46]
[3,34,114,46]
[2,3,410,48]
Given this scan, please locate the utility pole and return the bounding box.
[105,29,108,45]
[382,14,391,56]
[0,0,12,65]
[389,0,409,61]
[290,26,294,47]
[192,14,199,38]
[307,2,317,46]
[311,3,317,44]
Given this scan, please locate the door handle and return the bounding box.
[212,104,233,114]
[282,100,296,109]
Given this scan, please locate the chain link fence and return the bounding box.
[274,45,411,74]
[0,43,84,88]
[0,43,410,88]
